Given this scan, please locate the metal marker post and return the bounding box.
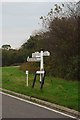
[26,71,28,86]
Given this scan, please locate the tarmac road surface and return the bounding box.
[1,92,77,119]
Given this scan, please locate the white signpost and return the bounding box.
[27,56,41,62]
[32,52,41,58]
[43,51,50,56]
[27,49,50,88]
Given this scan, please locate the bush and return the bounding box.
[20,62,40,73]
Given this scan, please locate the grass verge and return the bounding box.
[1,66,79,111]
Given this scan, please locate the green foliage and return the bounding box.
[2,44,11,50]
[20,62,39,73]
[2,49,27,66]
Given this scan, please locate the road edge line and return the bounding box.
[0,88,79,119]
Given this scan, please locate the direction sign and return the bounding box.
[32,52,41,58]
[32,51,50,58]
[36,71,45,74]
[43,51,50,56]
[27,56,41,62]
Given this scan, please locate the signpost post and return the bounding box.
[27,49,50,89]
[40,49,44,82]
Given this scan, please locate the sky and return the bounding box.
[0,0,79,49]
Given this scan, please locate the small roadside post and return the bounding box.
[27,48,50,89]
[26,70,28,87]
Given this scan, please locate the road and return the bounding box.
[1,92,77,119]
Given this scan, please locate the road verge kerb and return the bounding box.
[0,88,79,119]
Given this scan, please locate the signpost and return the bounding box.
[43,51,50,56]
[27,49,50,89]
[32,52,41,58]
[27,56,41,62]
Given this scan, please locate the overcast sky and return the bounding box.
[0,0,79,49]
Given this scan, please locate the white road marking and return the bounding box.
[0,91,78,119]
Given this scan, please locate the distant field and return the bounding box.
[1,66,79,111]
